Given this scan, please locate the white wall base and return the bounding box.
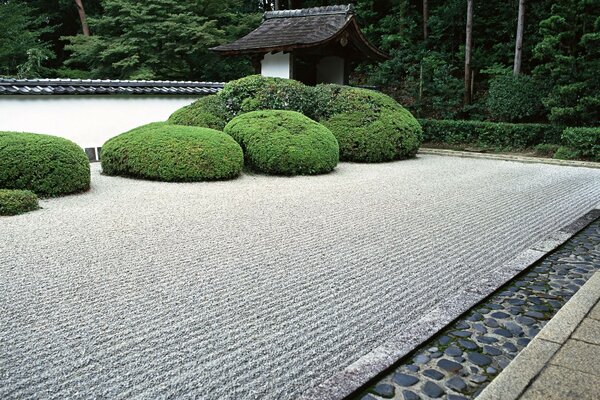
[261,52,291,79]
[0,95,198,149]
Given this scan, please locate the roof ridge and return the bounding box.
[0,78,225,88]
[264,4,353,19]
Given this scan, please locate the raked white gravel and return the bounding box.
[1,155,599,399]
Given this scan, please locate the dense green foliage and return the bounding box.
[2,0,598,126]
[419,119,564,150]
[560,127,600,161]
[0,131,90,196]
[101,122,243,181]
[219,75,319,119]
[0,189,39,216]
[318,86,422,162]
[167,95,231,130]
[224,110,339,175]
[486,74,546,123]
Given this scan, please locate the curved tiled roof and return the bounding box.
[211,4,387,60]
[0,78,225,96]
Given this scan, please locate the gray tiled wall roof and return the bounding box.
[0,78,224,96]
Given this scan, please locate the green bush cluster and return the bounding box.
[224,110,339,175]
[0,131,90,197]
[101,122,243,181]
[419,119,563,150]
[0,189,39,216]
[559,127,600,161]
[486,74,546,123]
[167,95,231,130]
[318,85,423,162]
[219,75,319,119]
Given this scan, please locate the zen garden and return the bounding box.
[1,1,599,400]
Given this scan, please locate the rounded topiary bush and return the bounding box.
[316,86,422,162]
[224,110,339,175]
[0,189,39,216]
[101,122,243,181]
[167,95,231,131]
[0,131,90,197]
[219,75,318,119]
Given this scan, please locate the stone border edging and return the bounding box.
[476,271,600,400]
[299,206,600,400]
[419,148,600,169]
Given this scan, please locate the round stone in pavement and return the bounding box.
[469,374,487,383]
[413,354,430,364]
[423,369,445,380]
[406,364,419,372]
[493,328,513,338]
[490,311,510,319]
[393,373,419,387]
[504,342,518,353]
[402,390,420,400]
[484,318,499,328]
[483,345,502,356]
[468,352,492,366]
[445,346,463,357]
[373,383,395,398]
[361,394,378,400]
[516,316,536,326]
[458,339,478,350]
[437,359,463,372]
[423,381,445,398]
[445,376,467,392]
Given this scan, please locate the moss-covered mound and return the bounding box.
[101,122,244,181]
[224,110,339,175]
[0,189,39,216]
[219,75,318,119]
[167,95,231,131]
[0,131,90,196]
[317,85,423,162]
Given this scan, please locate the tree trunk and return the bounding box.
[423,0,428,40]
[464,0,473,105]
[513,0,525,75]
[74,0,90,36]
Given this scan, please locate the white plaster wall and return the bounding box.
[0,95,198,149]
[261,52,291,79]
[316,56,345,84]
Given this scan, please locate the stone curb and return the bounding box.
[299,206,600,400]
[418,148,600,169]
[476,271,600,400]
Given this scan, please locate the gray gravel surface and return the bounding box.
[1,156,600,400]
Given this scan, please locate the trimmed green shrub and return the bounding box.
[486,74,546,122]
[534,143,561,158]
[167,95,231,131]
[318,85,422,162]
[561,127,600,161]
[418,119,564,149]
[219,75,318,119]
[0,189,39,216]
[0,131,90,197]
[554,146,581,160]
[101,122,243,181]
[224,110,339,175]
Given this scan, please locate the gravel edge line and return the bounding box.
[298,206,600,400]
[418,148,600,169]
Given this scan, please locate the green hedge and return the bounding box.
[418,119,563,149]
[319,86,422,162]
[560,127,600,161]
[224,110,339,175]
[486,74,546,122]
[0,131,90,197]
[101,122,244,181]
[167,95,231,131]
[219,75,318,119]
[0,189,39,216]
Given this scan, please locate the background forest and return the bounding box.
[1,0,598,126]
